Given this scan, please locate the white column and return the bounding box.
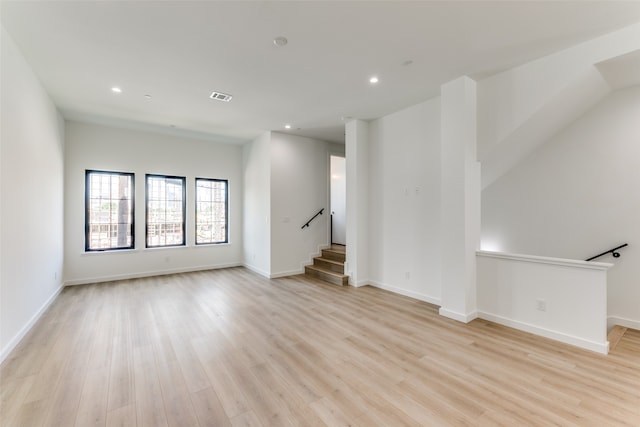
[439,76,481,322]
[345,119,369,287]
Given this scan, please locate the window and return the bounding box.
[85,170,134,251]
[196,178,228,244]
[146,174,186,247]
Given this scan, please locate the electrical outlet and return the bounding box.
[536,299,547,312]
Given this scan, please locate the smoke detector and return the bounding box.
[209,91,233,102]
[273,36,288,47]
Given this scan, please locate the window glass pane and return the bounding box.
[146,175,185,247]
[195,178,228,244]
[85,170,134,251]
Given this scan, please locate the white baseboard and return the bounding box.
[368,280,441,306]
[1,284,63,364]
[479,311,609,355]
[608,316,640,331]
[348,278,368,287]
[243,263,270,278]
[247,244,333,280]
[439,307,478,323]
[270,269,304,279]
[64,262,242,286]
[300,244,331,271]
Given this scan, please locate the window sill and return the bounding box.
[81,243,231,255]
[144,245,187,251]
[82,249,139,256]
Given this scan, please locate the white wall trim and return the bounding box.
[262,243,333,278]
[270,269,303,279]
[368,280,441,306]
[439,307,478,323]
[348,278,369,288]
[479,310,609,354]
[299,244,331,269]
[243,263,271,278]
[608,316,640,331]
[64,263,242,286]
[477,250,613,271]
[1,284,63,363]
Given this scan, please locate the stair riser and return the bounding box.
[314,258,344,274]
[304,266,347,286]
[322,250,346,262]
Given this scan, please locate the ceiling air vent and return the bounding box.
[209,91,233,102]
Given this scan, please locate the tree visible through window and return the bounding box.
[146,174,186,247]
[196,178,228,244]
[85,170,134,251]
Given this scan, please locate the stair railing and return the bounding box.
[301,208,324,229]
[585,243,628,262]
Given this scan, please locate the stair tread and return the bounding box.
[305,265,347,277]
[325,247,345,253]
[315,257,344,265]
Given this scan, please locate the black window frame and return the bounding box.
[195,177,229,245]
[145,174,187,248]
[85,169,135,252]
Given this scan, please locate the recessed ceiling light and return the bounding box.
[111,87,122,93]
[144,94,152,99]
[273,36,288,47]
[285,124,292,129]
[210,91,233,102]
[369,76,379,84]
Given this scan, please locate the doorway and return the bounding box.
[330,155,346,245]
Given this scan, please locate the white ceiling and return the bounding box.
[3,1,640,144]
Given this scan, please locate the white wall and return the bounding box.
[367,98,442,304]
[64,121,243,285]
[1,27,65,360]
[346,120,370,287]
[482,86,640,329]
[242,132,271,276]
[439,77,480,322]
[477,251,610,354]
[270,132,344,277]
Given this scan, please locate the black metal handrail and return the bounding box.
[585,243,628,262]
[301,208,324,229]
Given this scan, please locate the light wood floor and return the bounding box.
[1,267,639,426]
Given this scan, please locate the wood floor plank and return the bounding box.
[190,387,232,427]
[106,403,137,427]
[42,349,91,427]
[230,410,264,427]
[199,356,250,419]
[0,374,36,426]
[74,366,110,426]
[1,267,639,426]
[133,357,168,427]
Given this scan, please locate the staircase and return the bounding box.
[608,325,628,352]
[304,245,348,286]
